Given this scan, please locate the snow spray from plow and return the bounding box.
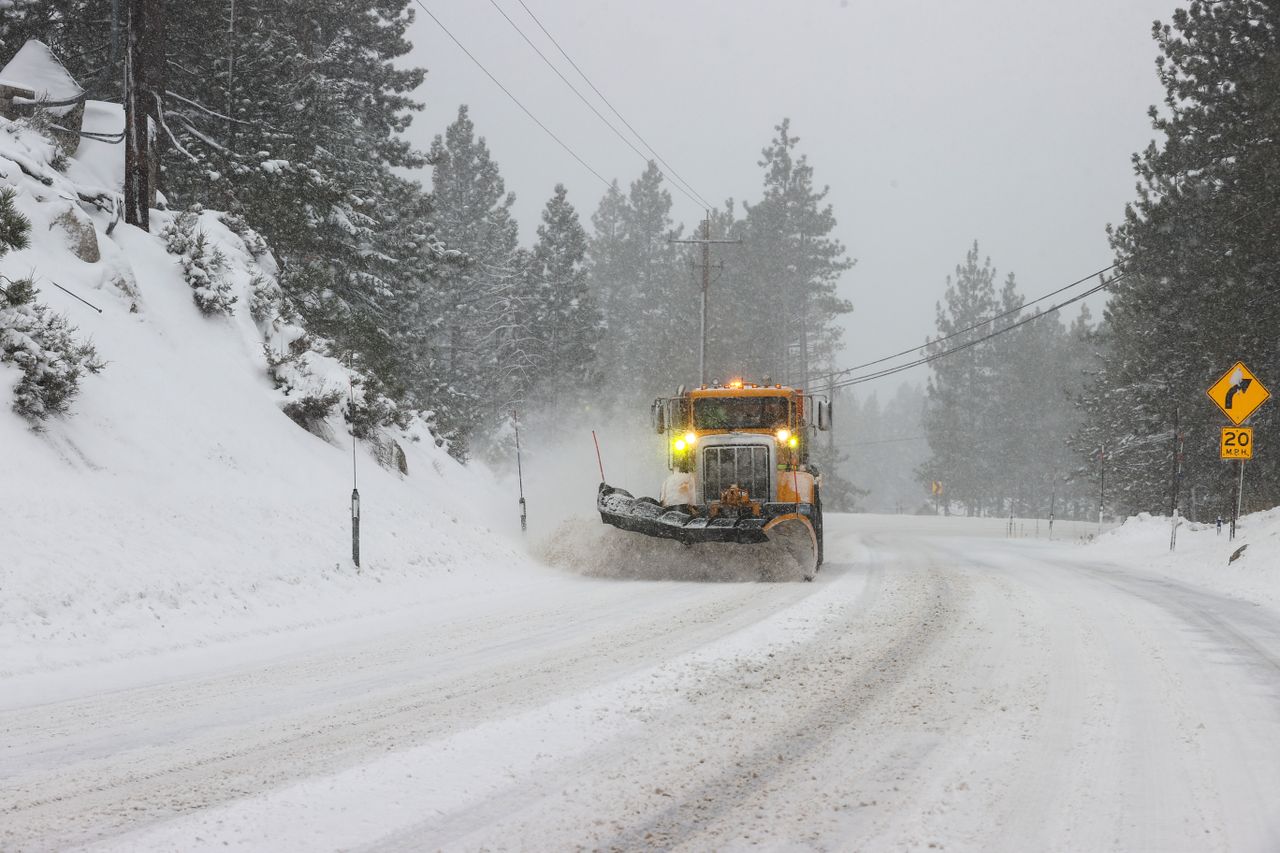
[538,517,817,583]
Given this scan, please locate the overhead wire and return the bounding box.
[811,195,1272,393]
[411,0,610,189]
[807,263,1116,386]
[487,0,711,211]
[512,0,715,211]
[826,273,1118,391]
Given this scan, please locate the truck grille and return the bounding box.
[702,445,770,503]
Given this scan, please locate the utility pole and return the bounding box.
[670,211,741,386]
[827,373,836,460]
[798,233,810,391]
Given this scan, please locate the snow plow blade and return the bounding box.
[596,483,818,579]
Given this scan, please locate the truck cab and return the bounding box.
[653,380,830,512]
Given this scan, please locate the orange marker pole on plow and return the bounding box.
[592,430,605,484]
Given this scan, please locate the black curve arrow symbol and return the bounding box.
[1225,377,1252,410]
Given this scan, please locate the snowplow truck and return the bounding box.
[597,380,831,580]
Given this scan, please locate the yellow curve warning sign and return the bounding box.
[1207,361,1270,425]
[1221,427,1253,460]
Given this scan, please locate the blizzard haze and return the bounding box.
[405,0,1178,379]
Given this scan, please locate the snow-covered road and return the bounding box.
[4,515,1280,851]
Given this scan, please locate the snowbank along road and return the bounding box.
[4,514,1280,851]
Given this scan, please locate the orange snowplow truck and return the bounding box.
[597,379,831,580]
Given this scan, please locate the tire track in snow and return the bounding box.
[375,545,963,851]
[0,578,818,850]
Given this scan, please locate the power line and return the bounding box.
[808,263,1115,386]
[487,0,709,211]
[811,197,1272,394]
[827,274,1117,392]
[512,0,715,211]
[412,0,610,189]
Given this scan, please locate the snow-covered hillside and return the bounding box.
[0,116,531,674]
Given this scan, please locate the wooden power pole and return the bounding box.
[670,211,741,385]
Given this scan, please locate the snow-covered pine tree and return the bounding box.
[427,105,525,454]
[920,242,1000,516]
[11,0,444,438]
[587,162,691,405]
[1076,2,1280,514]
[740,119,853,387]
[921,245,1097,519]
[584,179,627,377]
[525,183,600,410]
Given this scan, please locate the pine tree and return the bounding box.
[1076,2,1280,515]
[9,0,448,438]
[525,183,599,408]
[740,119,853,386]
[920,242,1000,515]
[587,162,691,405]
[427,105,524,452]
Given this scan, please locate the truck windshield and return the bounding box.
[693,397,789,430]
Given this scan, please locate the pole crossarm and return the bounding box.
[669,238,742,246]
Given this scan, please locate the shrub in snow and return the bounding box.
[161,205,236,316]
[282,390,343,435]
[1,277,104,421]
[346,387,402,440]
[248,273,286,326]
[0,186,102,420]
[218,212,270,259]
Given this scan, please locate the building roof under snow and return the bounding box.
[0,40,84,116]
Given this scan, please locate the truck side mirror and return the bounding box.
[652,401,666,434]
[817,401,831,431]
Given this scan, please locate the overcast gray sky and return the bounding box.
[402,0,1180,396]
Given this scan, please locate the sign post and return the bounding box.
[1207,362,1269,542]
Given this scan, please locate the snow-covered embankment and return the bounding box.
[0,115,530,675]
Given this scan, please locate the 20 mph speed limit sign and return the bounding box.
[1221,427,1253,459]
